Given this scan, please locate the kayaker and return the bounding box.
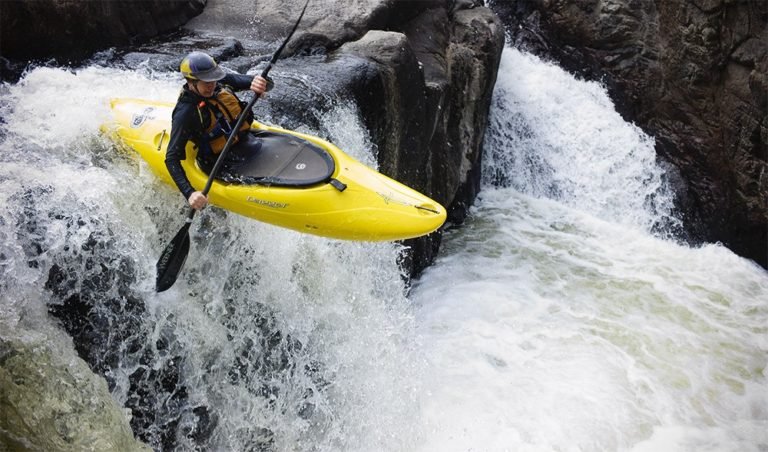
[165,51,271,210]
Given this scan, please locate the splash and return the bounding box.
[1,65,423,450]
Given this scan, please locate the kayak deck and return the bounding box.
[219,131,336,187]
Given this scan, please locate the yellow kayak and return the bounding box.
[105,98,446,241]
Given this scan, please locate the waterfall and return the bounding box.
[482,48,680,235]
[411,47,768,452]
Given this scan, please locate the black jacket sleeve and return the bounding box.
[165,101,198,200]
[220,73,254,91]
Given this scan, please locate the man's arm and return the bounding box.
[221,73,271,95]
[164,104,197,201]
[220,73,255,91]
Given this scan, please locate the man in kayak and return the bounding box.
[165,51,271,210]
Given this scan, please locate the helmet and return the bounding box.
[180,52,226,82]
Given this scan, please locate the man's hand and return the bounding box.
[251,76,269,96]
[188,191,208,210]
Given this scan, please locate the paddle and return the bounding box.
[156,0,311,292]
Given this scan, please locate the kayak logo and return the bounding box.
[295,163,307,170]
[247,197,289,209]
[130,107,155,128]
[377,191,410,207]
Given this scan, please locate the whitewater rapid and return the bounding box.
[410,48,768,452]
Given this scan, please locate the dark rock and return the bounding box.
[11,184,323,450]
[0,0,206,61]
[171,0,505,277]
[334,5,505,277]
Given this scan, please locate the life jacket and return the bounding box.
[196,87,253,155]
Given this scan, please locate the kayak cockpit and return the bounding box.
[217,131,336,187]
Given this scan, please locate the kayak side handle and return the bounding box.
[330,178,347,192]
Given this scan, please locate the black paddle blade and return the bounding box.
[156,223,192,292]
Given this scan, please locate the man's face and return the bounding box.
[192,80,217,98]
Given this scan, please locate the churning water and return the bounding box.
[1,47,766,452]
[410,48,768,451]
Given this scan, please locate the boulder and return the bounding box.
[0,337,151,452]
[337,6,504,276]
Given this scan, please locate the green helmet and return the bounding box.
[179,52,226,82]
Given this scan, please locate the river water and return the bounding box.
[1,45,766,451]
[410,48,768,452]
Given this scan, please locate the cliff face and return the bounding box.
[493,0,768,268]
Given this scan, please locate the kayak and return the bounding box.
[104,98,447,241]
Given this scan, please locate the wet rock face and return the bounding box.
[205,0,504,277]
[335,5,505,277]
[495,0,768,268]
[0,0,206,60]
[12,186,195,450]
